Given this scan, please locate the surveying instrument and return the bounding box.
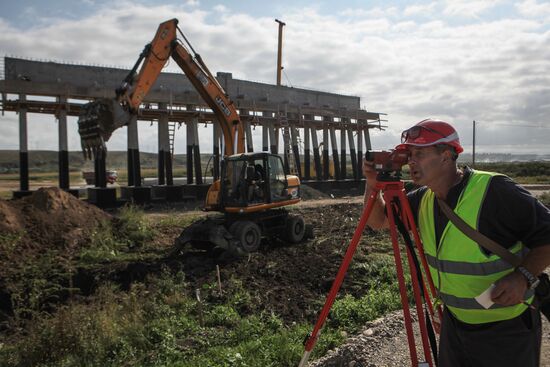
[299,149,442,367]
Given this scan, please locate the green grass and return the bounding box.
[0,212,406,367]
[0,270,348,367]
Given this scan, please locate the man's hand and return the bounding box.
[362,159,378,184]
[491,271,528,306]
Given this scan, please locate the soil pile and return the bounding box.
[0,188,113,322]
[0,187,110,252]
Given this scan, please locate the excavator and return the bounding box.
[77,18,310,254]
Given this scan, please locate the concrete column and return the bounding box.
[303,124,311,180]
[186,119,194,184]
[363,123,373,151]
[329,125,341,180]
[290,124,302,178]
[346,122,358,180]
[240,109,254,153]
[57,96,69,189]
[213,121,221,180]
[262,119,269,152]
[193,118,203,184]
[310,126,322,180]
[322,123,329,180]
[158,103,170,185]
[357,123,364,181]
[244,121,254,153]
[267,113,277,154]
[18,94,29,192]
[340,127,347,180]
[274,126,280,153]
[94,153,107,188]
[127,115,141,186]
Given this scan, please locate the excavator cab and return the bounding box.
[221,152,297,209]
[218,152,301,213]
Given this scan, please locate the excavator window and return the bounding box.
[267,155,288,202]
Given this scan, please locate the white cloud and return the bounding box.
[213,4,228,13]
[0,2,549,155]
[516,0,550,18]
[443,0,503,18]
[403,2,438,17]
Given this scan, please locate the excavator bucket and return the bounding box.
[171,217,246,256]
[78,98,131,159]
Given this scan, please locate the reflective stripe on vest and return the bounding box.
[425,247,529,275]
[419,170,532,324]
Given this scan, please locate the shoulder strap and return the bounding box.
[436,198,521,267]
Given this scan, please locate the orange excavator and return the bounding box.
[77,18,310,253]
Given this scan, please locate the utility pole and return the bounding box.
[472,120,476,168]
[275,19,286,86]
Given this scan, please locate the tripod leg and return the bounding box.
[399,191,442,323]
[299,187,381,366]
[385,198,419,366]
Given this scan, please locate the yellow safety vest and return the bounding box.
[419,170,533,324]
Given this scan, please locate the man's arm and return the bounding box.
[363,160,389,230]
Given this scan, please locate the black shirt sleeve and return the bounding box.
[479,176,550,249]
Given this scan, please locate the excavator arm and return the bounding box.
[78,18,245,159]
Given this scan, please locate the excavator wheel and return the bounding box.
[284,214,306,243]
[229,220,262,253]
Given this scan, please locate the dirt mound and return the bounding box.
[300,184,332,200]
[0,187,110,251]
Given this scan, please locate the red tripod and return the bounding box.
[299,178,442,367]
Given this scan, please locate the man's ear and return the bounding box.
[442,149,453,162]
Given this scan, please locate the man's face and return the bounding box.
[407,146,445,186]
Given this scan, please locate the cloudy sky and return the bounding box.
[0,0,549,155]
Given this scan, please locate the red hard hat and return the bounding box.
[396,118,463,154]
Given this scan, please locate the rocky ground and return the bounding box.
[310,311,550,367]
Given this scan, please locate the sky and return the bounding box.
[0,0,549,155]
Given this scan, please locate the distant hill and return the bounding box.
[1,150,549,173]
[458,152,550,163]
[0,150,196,173]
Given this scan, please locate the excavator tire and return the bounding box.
[284,214,306,243]
[229,220,262,253]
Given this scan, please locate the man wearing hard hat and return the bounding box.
[363,119,550,366]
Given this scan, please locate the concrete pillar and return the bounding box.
[18,94,29,192]
[290,124,302,178]
[213,121,221,180]
[157,103,171,185]
[363,123,373,151]
[340,126,347,180]
[244,121,254,153]
[266,113,277,154]
[346,121,358,180]
[322,123,329,180]
[94,153,107,188]
[57,96,70,189]
[310,125,322,180]
[193,118,203,184]
[303,124,311,180]
[186,119,194,184]
[357,123,364,180]
[127,115,141,186]
[262,118,269,152]
[329,124,341,180]
[240,109,254,153]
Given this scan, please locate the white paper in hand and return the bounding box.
[475,283,496,309]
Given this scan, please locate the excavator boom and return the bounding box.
[78,18,244,159]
